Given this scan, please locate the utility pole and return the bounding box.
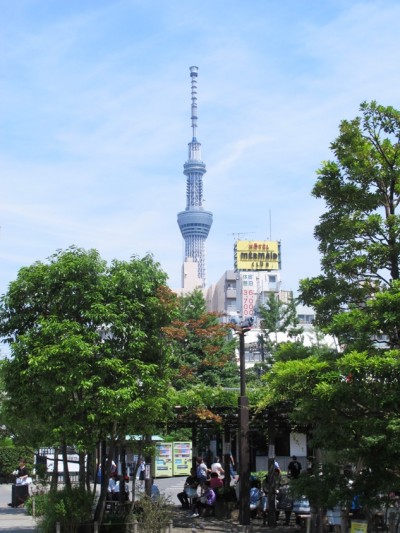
[233,320,252,526]
[267,408,277,527]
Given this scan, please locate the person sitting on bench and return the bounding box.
[191,481,216,518]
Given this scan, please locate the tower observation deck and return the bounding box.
[177,66,213,288]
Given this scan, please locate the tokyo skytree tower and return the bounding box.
[177,66,213,288]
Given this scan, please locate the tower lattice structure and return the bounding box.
[177,66,213,288]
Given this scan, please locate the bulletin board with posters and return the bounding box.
[153,442,173,477]
[172,441,192,476]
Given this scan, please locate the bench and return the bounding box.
[105,500,131,515]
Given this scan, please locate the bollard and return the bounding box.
[56,522,61,533]
[32,497,35,517]
[94,521,98,533]
[133,518,138,533]
[168,518,173,533]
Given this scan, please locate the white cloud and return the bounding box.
[1,0,400,295]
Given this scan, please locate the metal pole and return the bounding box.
[238,328,250,526]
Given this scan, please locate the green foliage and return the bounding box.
[25,493,47,517]
[0,447,33,483]
[214,485,237,501]
[161,428,191,442]
[101,511,133,533]
[260,102,400,513]
[258,293,303,360]
[251,470,268,483]
[35,487,93,533]
[0,246,176,525]
[164,289,239,390]
[301,101,400,348]
[134,494,173,533]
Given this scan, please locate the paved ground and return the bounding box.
[0,478,299,532]
[0,483,37,532]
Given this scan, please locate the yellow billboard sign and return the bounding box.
[235,240,280,271]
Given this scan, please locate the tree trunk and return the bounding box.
[85,450,93,493]
[61,441,71,490]
[50,447,59,491]
[79,450,86,490]
[224,424,231,488]
[119,444,127,502]
[144,435,152,497]
[192,424,197,470]
[94,430,116,525]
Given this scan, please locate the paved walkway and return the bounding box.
[0,481,298,532]
[0,484,37,532]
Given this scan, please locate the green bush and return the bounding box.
[133,495,173,533]
[35,487,93,533]
[0,447,33,483]
[215,486,237,501]
[101,512,130,533]
[25,493,47,517]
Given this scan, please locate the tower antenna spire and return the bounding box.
[177,67,213,289]
[190,66,198,141]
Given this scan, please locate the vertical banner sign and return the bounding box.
[172,442,192,476]
[241,273,254,317]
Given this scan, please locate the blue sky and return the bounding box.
[1,0,399,296]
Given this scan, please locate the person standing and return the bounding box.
[195,457,209,486]
[8,458,31,508]
[138,459,146,488]
[211,456,225,477]
[113,475,130,501]
[288,456,302,479]
[277,481,294,525]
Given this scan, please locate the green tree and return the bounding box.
[0,247,175,524]
[301,101,400,349]
[258,293,303,362]
[164,289,238,389]
[260,102,400,528]
[162,289,239,450]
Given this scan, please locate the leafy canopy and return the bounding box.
[0,247,175,455]
[261,102,400,508]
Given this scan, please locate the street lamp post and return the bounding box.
[237,324,251,526]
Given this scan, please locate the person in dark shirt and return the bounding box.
[177,468,198,508]
[287,456,302,479]
[8,458,30,507]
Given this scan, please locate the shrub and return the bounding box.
[25,493,47,517]
[215,486,237,501]
[35,487,93,533]
[101,512,130,533]
[133,494,173,533]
